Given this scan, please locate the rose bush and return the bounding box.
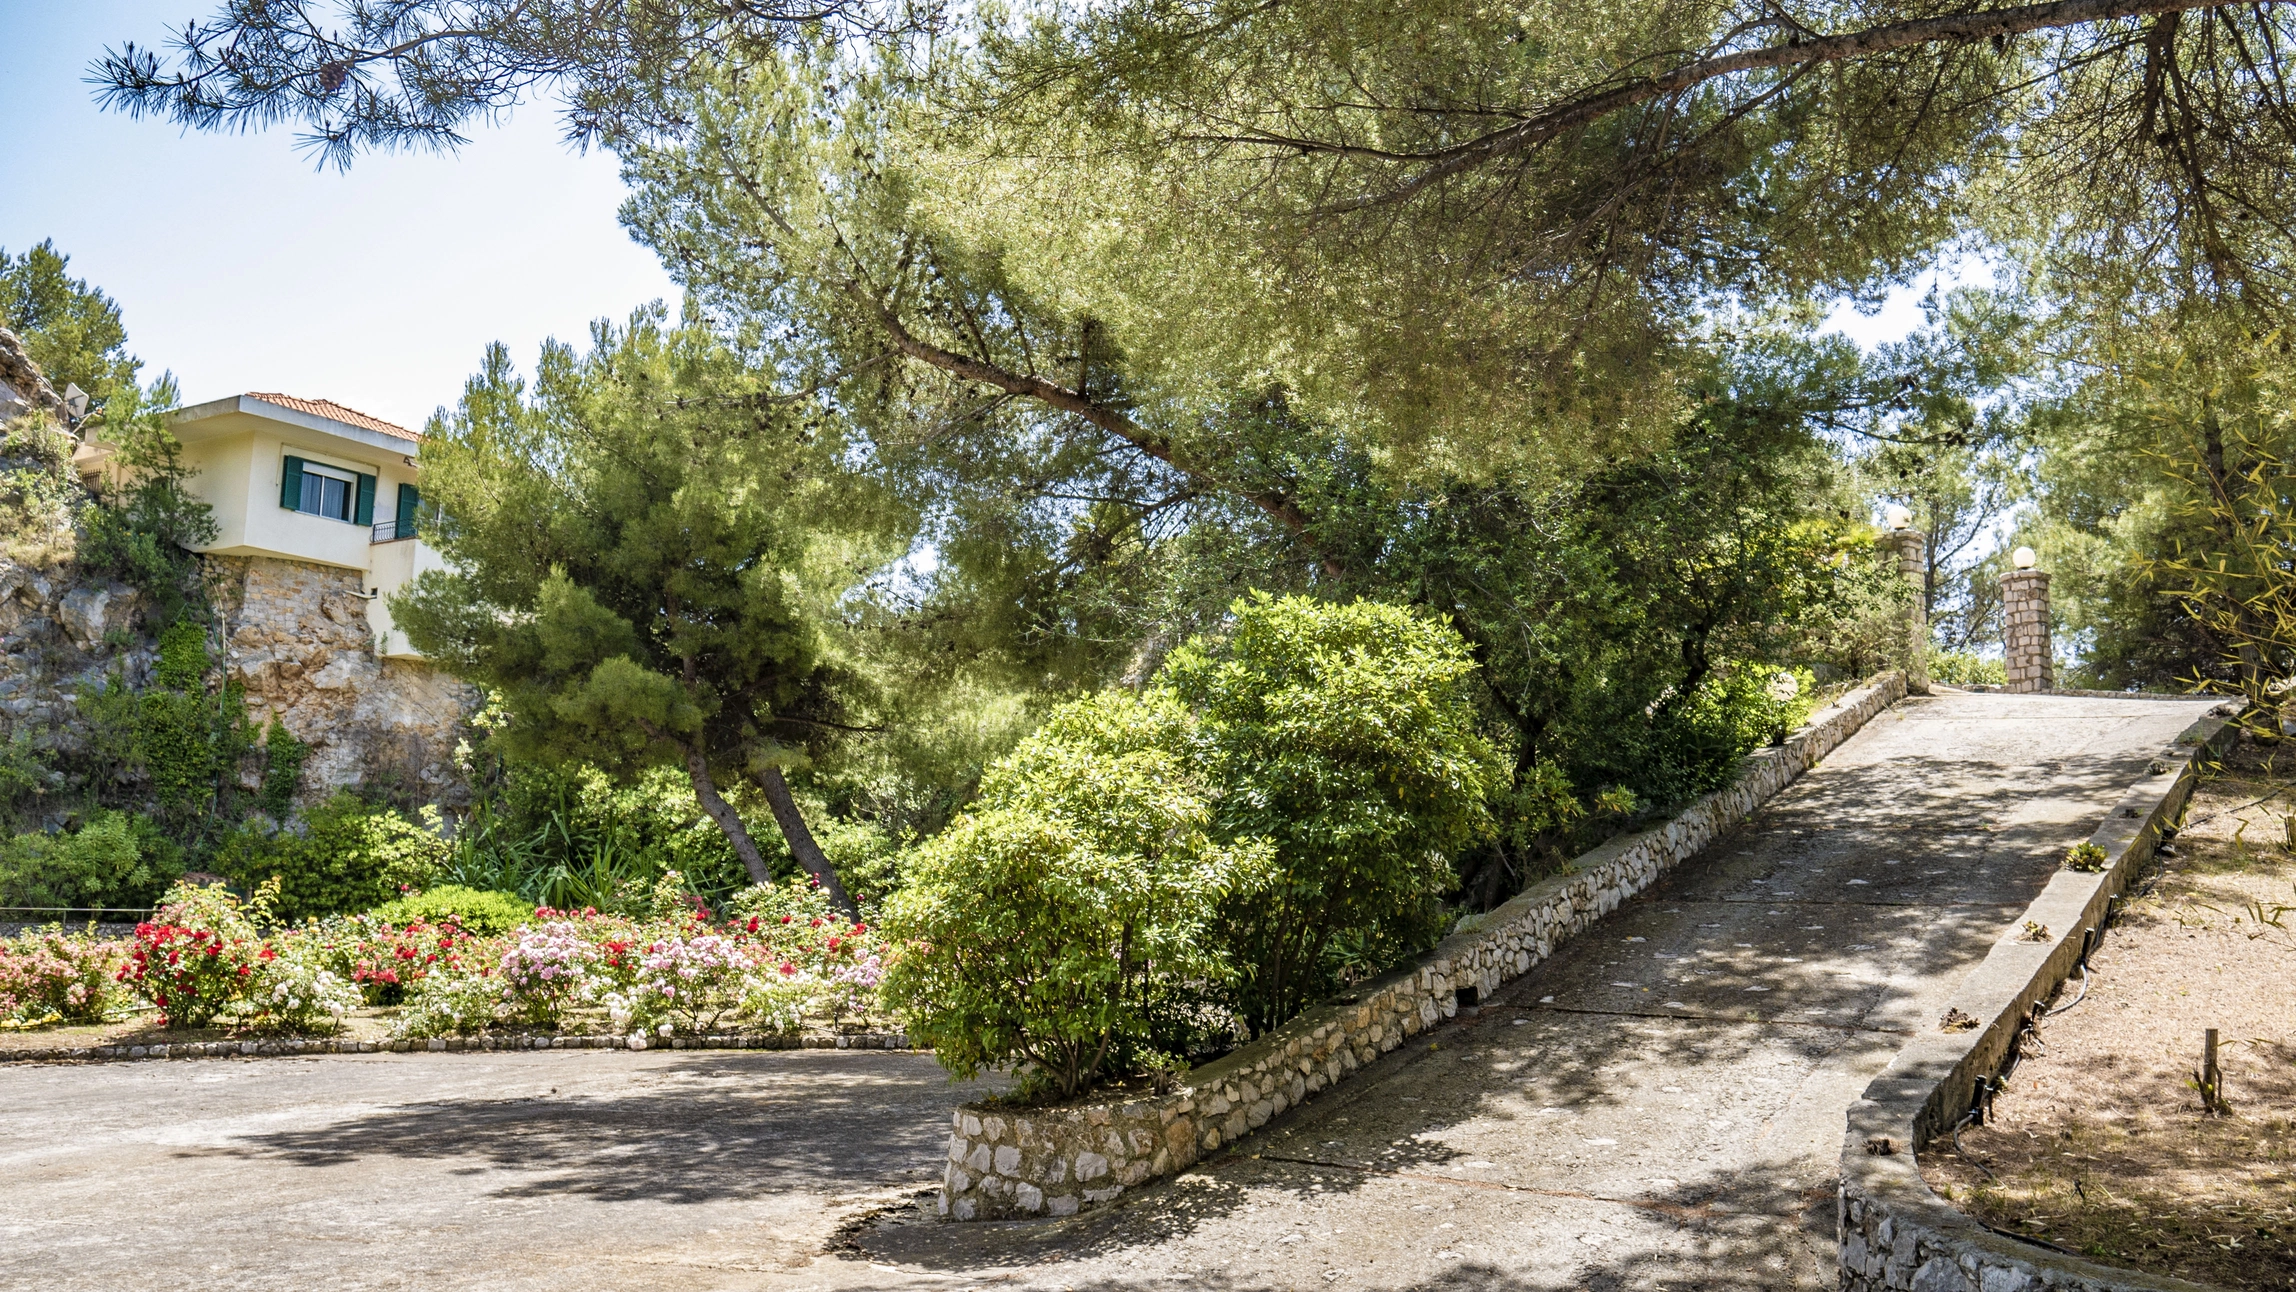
[0,926,123,1025]
[493,920,594,1028]
[244,931,359,1035]
[384,889,890,1038]
[117,879,277,1028]
[632,931,754,1031]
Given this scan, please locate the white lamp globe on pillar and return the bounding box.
[1883,503,1913,531]
[2011,546,2037,570]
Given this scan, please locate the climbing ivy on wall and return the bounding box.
[256,718,307,821]
[70,615,255,848]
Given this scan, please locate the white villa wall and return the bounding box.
[188,431,256,553]
[364,536,445,659]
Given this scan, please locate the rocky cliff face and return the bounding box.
[1,543,477,819]
[212,555,474,806]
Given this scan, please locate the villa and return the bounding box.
[72,391,443,659]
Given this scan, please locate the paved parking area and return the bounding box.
[1,1048,990,1290]
[1,691,2214,1291]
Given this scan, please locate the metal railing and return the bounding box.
[371,519,414,543]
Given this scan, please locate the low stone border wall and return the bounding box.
[2,1028,913,1064]
[1950,684,2230,703]
[1836,702,2240,1292]
[940,670,1912,1221]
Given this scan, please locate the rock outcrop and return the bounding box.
[0,325,71,431]
[211,555,475,805]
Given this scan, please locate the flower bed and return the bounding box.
[38,873,895,1044]
[3,870,897,1054]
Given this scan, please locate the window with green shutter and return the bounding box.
[282,454,370,523]
[393,483,420,538]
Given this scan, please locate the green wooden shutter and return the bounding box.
[394,483,420,535]
[280,455,305,510]
[353,472,377,526]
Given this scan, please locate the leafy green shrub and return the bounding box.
[0,731,56,831]
[73,380,216,623]
[442,761,749,911]
[1931,651,2008,686]
[219,793,448,921]
[1161,594,1506,1031]
[2064,841,2110,872]
[0,811,167,911]
[882,690,1272,1100]
[372,885,532,935]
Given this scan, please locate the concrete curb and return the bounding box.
[1,1028,916,1064]
[1950,685,2231,703]
[939,670,1913,1222]
[1836,702,2241,1292]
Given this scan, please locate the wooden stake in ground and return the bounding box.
[2194,1027,2230,1115]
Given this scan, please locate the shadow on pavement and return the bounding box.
[199,1051,986,1204]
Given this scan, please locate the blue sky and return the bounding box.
[0,2,678,432]
[3,3,1942,434]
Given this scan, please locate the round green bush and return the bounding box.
[371,885,533,935]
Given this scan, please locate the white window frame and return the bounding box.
[296,460,358,522]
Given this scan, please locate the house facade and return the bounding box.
[73,391,443,658]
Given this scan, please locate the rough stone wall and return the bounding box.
[2000,570,2053,695]
[1887,531,1933,694]
[1836,705,2237,1292]
[211,555,477,808]
[941,670,1911,1222]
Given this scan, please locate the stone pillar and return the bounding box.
[1888,530,1931,694]
[2000,568,2053,694]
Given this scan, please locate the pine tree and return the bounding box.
[390,308,911,915]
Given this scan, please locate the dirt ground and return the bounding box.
[0,1007,393,1053]
[1922,740,2296,1290]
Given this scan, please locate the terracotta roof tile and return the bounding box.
[244,392,421,443]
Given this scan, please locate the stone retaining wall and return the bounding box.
[1836,703,2240,1292]
[2,1028,913,1064]
[940,670,1912,1221]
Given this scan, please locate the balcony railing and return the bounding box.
[370,519,415,543]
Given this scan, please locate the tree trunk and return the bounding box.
[681,745,777,887]
[755,764,859,919]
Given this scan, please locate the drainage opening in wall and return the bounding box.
[1456,985,1479,1010]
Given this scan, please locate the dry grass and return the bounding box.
[1921,740,2296,1290]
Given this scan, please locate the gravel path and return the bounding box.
[0,691,2215,1291]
